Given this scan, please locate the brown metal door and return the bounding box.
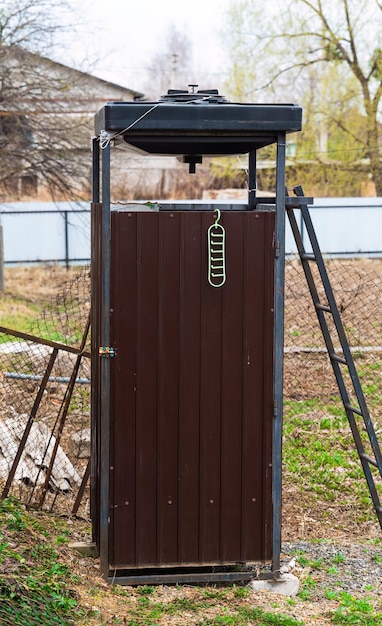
[108,209,275,569]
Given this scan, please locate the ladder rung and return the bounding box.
[301,253,316,261]
[360,453,378,468]
[345,403,363,417]
[330,353,347,365]
[315,303,332,313]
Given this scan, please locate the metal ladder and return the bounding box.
[286,185,382,530]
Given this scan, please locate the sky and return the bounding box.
[63,0,232,94]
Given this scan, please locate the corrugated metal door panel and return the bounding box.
[219,212,246,563]
[156,214,181,564]
[241,213,274,562]
[199,211,224,563]
[108,210,275,569]
[177,213,202,563]
[110,212,138,566]
[134,214,160,565]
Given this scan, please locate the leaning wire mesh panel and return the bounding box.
[0,266,91,517]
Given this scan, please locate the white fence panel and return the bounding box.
[286,197,382,257]
[66,209,91,262]
[0,202,90,265]
[1,198,382,264]
[3,211,66,263]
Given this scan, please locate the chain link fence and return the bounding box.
[0,267,91,517]
[284,258,382,420]
[0,258,381,517]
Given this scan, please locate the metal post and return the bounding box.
[100,141,111,577]
[90,135,100,538]
[72,459,90,516]
[64,211,69,270]
[92,137,100,203]
[248,150,257,210]
[272,132,286,577]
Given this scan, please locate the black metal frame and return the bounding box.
[91,98,303,584]
[107,567,274,586]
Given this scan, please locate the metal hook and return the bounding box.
[208,208,226,288]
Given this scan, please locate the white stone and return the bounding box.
[0,413,82,491]
[69,428,91,458]
[251,573,300,597]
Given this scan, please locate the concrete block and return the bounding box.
[251,573,299,597]
[68,541,98,558]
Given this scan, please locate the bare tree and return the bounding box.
[0,0,92,201]
[143,25,195,99]
[224,0,382,195]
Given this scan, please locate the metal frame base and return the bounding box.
[106,564,276,586]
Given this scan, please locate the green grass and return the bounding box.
[0,286,85,345]
[117,595,303,626]
[86,583,304,626]
[197,607,303,625]
[0,497,83,626]
[1,496,381,626]
[0,311,38,333]
[283,397,381,521]
[0,497,304,626]
[326,591,382,625]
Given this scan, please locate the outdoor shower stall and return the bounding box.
[91,90,302,584]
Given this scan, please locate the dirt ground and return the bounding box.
[1,262,381,624]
